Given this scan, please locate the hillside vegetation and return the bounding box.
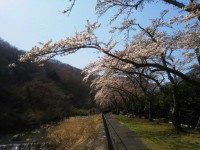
[0,38,95,131]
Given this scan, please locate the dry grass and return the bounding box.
[47,115,102,150]
[115,115,200,150]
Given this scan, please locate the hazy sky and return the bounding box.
[0,0,183,69]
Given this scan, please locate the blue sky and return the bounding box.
[0,0,100,69]
[0,0,183,69]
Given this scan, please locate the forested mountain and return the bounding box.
[0,39,94,131]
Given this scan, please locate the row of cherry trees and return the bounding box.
[19,0,200,131]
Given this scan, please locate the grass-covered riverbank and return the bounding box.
[114,115,200,150]
[47,114,107,150]
[0,114,107,150]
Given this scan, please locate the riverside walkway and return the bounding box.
[103,114,148,150]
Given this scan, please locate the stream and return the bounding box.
[0,143,48,150]
[0,124,51,150]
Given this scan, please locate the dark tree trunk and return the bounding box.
[138,107,141,118]
[195,116,200,133]
[172,104,183,131]
[131,102,135,116]
[123,102,129,114]
[195,48,200,65]
[148,98,153,122]
[171,86,183,132]
[144,107,148,119]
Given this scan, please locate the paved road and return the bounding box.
[104,114,148,150]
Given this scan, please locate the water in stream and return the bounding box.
[0,125,51,150]
[0,142,48,150]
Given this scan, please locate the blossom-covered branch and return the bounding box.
[20,21,117,63]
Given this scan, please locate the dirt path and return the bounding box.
[84,121,108,150]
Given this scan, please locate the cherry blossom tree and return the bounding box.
[86,70,144,115]
[18,0,200,131]
[82,53,165,118]
[82,44,190,131]
[66,0,200,20]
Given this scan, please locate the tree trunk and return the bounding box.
[131,102,135,116]
[123,101,129,114]
[113,101,120,114]
[148,98,153,121]
[172,104,183,132]
[138,107,142,118]
[144,107,148,119]
[195,48,200,65]
[171,86,183,132]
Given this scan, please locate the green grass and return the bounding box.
[114,115,200,150]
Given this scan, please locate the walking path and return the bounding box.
[104,114,148,150]
[85,120,108,150]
